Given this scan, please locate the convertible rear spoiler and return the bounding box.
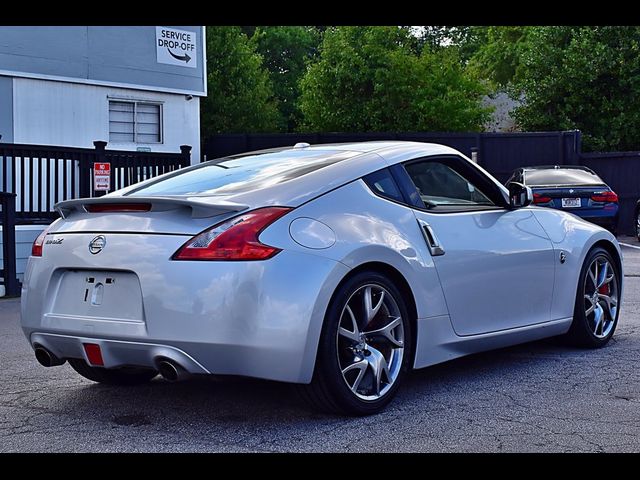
[54,196,249,219]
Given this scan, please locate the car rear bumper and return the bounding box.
[21,234,349,384]
[31,333,211,374]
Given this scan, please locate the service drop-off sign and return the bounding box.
[94,163,111,192]
[156,26,197,68]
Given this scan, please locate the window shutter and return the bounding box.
[136,103,161,143]
[108,100,161,144]
[109,101,135,142]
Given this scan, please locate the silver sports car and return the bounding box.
[21,141,623,415]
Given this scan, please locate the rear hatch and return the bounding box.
[31,197,251,337]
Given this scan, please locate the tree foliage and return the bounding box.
[416,26,489,60]
[252,26,321,131]
[200,26,281,135]
[513,26,640,151]
[299,26,491,132]
[468,26,531,87]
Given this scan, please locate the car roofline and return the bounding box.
[521,165,597,174]
[212,141,460,163]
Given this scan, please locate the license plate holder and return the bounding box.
[50,270,144,322]
[561,197,581,208]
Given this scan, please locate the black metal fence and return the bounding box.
[0,141,192,222]
[1,192,19,297]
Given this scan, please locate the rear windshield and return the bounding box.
[524,169,603,186]
[127,149,359,197]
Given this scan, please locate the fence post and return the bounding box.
[558,132,566,166]
[93,141,108,197]
[470,147,479,164]
[180,145,192,167]
[567,129,582,164]
[1,193,19,297]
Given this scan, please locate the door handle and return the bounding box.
[417,219,445,256]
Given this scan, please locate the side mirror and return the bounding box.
[507,182,533,209]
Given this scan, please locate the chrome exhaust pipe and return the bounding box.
[157,359,188,382]
[34,346,65,367]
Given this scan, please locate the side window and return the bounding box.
[363,168,405,203]
[404,159,496,209]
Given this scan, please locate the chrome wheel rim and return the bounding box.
[583,256,618,339]
[337,284,405,401]
[636,212,640,238]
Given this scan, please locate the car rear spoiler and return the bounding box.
[54,196,249,219]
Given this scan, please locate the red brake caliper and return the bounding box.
[598,283,610,295]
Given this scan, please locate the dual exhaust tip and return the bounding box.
[156,359,188,382]
[34,346,65,367]
[34,346,188,382]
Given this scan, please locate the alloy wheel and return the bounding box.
[336,284,405,401]
[583,255,619,339]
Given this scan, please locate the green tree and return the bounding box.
[299,26,490,132]
[252,26,322,131]
[469,26,531,87]
[201,26,281,135]
[513,26,640,151]
[416,26,489,60]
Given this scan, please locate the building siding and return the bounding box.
[0,26,205,95]
[0,225,43,284]
[12,77,200,163]
[0,76,13,142]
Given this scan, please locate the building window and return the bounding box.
[108,100,162,143]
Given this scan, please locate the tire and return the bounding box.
[299,271,413,416]
[68,358,158,386]
[565,247,620,348]
[636,209,640,242]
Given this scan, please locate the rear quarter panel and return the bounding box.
[260,179,450,320]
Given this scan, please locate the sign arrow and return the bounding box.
[167,49,191,63]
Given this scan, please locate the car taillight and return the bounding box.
[172,207,293,261]
[85,203,151,213]
[533,193,552,204]
[591,191,618,203]
[31,225,53,257]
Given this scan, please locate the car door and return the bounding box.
[395,155,556,336]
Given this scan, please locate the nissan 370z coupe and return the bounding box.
[21,142,623,415]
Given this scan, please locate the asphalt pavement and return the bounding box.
[2,237,640,452]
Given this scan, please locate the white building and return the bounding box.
[0,26,206,161]
[0,26,206,291]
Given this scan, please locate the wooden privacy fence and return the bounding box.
[204,130,640,235]
[581,151,640,237]
[203,130,582,184]
[0,140,192,222]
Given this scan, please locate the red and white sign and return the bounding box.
[94,162,111,191]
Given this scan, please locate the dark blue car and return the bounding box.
[506,165,619,235]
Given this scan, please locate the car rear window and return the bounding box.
[524,169,603,186]
[127,149,359,197]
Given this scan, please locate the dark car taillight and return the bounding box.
[591,191,618,203]
[172,207,293,261]
[533,193,552,204]
[31,224,53,257]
